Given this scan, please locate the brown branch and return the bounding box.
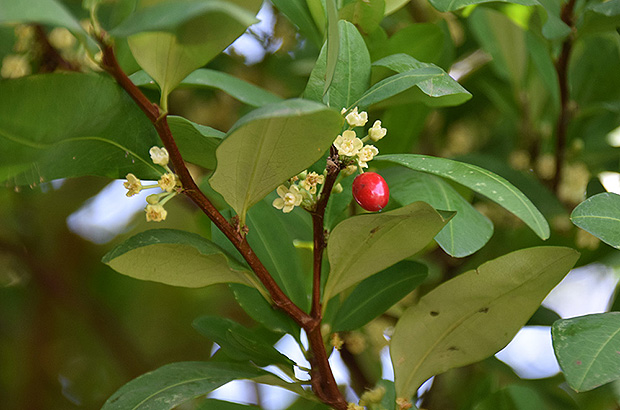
[34,25,81,73]
[552,0,577,193]
[97,37,348,409]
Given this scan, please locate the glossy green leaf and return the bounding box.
[197,399,259,410]
[339,0,385,34]
[323,201,449,303]
[373,53,471,107]
[348,66,445,110]
[331,261,427,332]
[382,167,493,257]
[102,229,254,288]
[376,154,550,240]
[580,0,620,35]
[305,20,371,109]
[270,0,323,47]
[101,361,266,410]
[385,0,410,14]
[386,23,445,65]
[168,115,223,170]
[131,69,283,107]
[391,246,580,398]
[571,192,620,249]
[323,0,339,95]
[209,99,343,225]
[473,385,548,410]
[193,316,294,368]
[553,312,620,392]
[0,0,85,34]
[0,73,160,186]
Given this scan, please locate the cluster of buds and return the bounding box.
[336,107,386,172]
[272,170,333,214]
[123,146,181,222]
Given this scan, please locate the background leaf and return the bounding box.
[377,154,550,240]
[101,361,266,410]
[0,73,160,185]
[331,260,427,331]
[571,192,620,249]
[270,0,323,47]
[0,0,87,37]
[552,312,620,392]
[102,229,253,288]
[323,201,448,303]
[391,246,580,398]
[209,99,343,224]
[168,115,223,170]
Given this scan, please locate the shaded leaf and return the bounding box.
[391,246,580,397]
[270,0,323,47]
[102,229,253,288]
[0,73,160,186]
[376,154,550,240]
[209,99,343,225]
[323,201,449,303]
[571,193,620,249]
[553,312,620,392]
[323,0,340,96]
[339,0,385,34]
[101,361,265,410]
[331,260,427,331]
[168,115,223,170]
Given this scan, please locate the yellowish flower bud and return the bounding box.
[146,194,160,205]
[158,172,177,192]
[145,204,167,222]
[1,54,30,79]
[48,27,76,50]
[330,333,343,350]
[332,183,343,194]
[123,173,142,197]
[359,386,386,406]
[342,165,358,176]
[368,120,387,142]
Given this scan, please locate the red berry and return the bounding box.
[352,172,389,212]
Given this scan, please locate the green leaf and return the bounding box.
[197,399,259,410]
[323,201,449,303]
[101,361,266,410]
[339,0,385,34]
[348,66,445,110]
[193,316,294,368]
[131,69,283,107]
[382,167,493,258]
[209,99,343,225]
[376,154,550,240]
[386,23,445,65]
[331,261,427,331]
[323,0,340,96]
[124,1,258,103]
[385,0,410,14]
[0,73,160,186]
[553,312,620,392]
[0,0,86,36]
[168,115,223,170]
[391,246,580,398]
[473,385,548,410]
[102,229,254,288]
[373,53,471,107]
[270,0,323,47]
[305,20,371,109]
[571,192,620,249]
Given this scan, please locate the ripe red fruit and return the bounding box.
[352,172,389,212]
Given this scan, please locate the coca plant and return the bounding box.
[3,0,620,409]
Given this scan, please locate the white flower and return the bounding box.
[145,204,167,222]
[368,120,387,142]
[272,185,303,213]
[48,27,76,50]
[149,146,169,166]
[345,107,368,127]
[357,145,379,168]
[300,172,325,194]
[123,173,142,197]
[158,172,177,192]
[334,130,363,157]
[1,54,30,79]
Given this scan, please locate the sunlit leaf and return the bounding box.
[323,201,449,303]
[553,312,620,392]
[101,361,266,410]
[209,99,343,225]
[391,246,580,398]
[376,154,550,240]
[571,192,620,249]
[102,229,253,288]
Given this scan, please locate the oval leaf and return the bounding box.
[323,201,449,303]
[552,312,620,392]
[102,229,253,288]
[209,99,343,224]
[571,192,620,249]
[391,246,580,398]
[101,361,266,410]
[168,115,224,170]
[377,154,550,240]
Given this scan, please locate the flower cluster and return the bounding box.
[123,146,181,222]
[335,107,386,170]
[273,170,330,214]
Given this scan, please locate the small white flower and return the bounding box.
[357,145,379,168]
[300,172,325,194]
[272,185,303,213]
[368,120,387,142]
[145,204,167,222]
[149,146,169,166]
[334,130,363,157]
[123,173,142,197]
[158,172,177,192]
[345,107,368,127]
[1,54,30,79]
